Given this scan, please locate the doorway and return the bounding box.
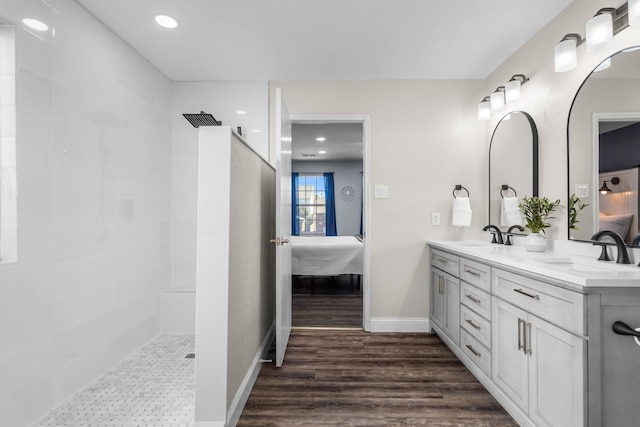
[289,115,371,331]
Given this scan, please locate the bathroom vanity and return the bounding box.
[428,240,640,427]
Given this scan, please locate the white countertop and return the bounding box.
[428,240,640,290]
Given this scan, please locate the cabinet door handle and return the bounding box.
[465,319,481,330]
[466,344,481,358]
[526,322,533,355]
[514,288,540,300]
[517,318,524,351]
[465,294,481,304]
[438,276,443,295]
[464,268,481,277]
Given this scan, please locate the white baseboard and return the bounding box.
[192,422,225,427]
[225,322,275,427]
[370,317,430,333]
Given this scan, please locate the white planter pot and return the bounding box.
[524,232,547,252]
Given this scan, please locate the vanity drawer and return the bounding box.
[461,304,491,349]
[492,268,585,335]
[460,328,491,377]
[431,249,459,277]
[460,258,491,292]
[460,281,491,320]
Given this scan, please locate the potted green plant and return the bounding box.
[519,195,561,252]
[568,193,589,232]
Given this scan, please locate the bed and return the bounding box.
[291,235,363,276]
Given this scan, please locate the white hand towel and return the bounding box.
[501,196,523,227]
[452,197,472,227]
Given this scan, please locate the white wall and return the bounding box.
[165,81,268,333]
[271,80,486,325]
[293,160,363,236]
[0,1,172,426]
[484,0,640,240]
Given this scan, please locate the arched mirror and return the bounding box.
[568,47,640,245]
[488,111,539,230]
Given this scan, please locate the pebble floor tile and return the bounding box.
[32,334,195,427]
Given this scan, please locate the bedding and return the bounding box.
[599,212,634,241]
[291,235,363,276]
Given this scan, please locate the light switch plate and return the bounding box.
[374,185,389,199]
[575,184,589,198]
[432,212,440,226]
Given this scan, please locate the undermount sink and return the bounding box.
[531,257,635,273]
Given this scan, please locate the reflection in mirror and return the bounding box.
[489,111,538,230]
[568,47,640,245]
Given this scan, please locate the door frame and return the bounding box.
[290,114,372,331]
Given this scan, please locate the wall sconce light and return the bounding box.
[505,74,529,103]
[477,96,491,121]
[555,34,583,72]
[554,2,631,73]
[599,176,620,194]
[490,86,505,112]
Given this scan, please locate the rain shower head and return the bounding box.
[182,111,222,128]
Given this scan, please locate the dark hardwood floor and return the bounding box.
[293,275,362,328]
[238,330,517,426]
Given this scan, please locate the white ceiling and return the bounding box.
[74,0,573,82]
[292,123,363,162]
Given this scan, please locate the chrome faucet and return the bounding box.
[483,224,504,244]
[505,225,525,246]
[591,230,631,264]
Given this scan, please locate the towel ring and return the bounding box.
[500,185,517,198]
[453,184,470,198]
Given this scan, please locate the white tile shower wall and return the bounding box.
[163,82,268,333]
[0,1,172,426]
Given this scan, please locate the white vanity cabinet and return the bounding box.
[430,249,460,345]
[493,297,585,427]
[429,244,589,427]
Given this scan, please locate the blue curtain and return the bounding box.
[324,172,337,236]
[291,173,300,236]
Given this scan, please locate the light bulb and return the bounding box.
[555,38,578,72]
[586,13,613,52]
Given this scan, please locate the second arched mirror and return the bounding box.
[488,111,539,230]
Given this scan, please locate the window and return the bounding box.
[0,23,16,263]
[295,174,326,235]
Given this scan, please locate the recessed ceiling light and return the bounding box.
[23,18,48,32]
[236,110,247,115]
[318,150,326,154]
[316,137,326,142]
[155,15,178,29]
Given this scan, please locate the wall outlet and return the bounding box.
[374,185,389,199]
[432,212,440,226]
[575,184,589,198]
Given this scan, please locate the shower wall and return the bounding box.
[0,1,172,426]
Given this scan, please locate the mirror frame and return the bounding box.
[566,48,640,245]
[488,111,539,226]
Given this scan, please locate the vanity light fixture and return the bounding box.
[477,96,491,121]
[586,8,616,52]
[555,2,632,73]
[505,74,529,103]
[554,34,583,72]
[490,87,505,112]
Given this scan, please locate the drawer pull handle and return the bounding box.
[514,288,540,300]
[465,319,481,330]
[437,257,449,265]
[465,294,481,304]
[464,268,481,277]
[518,318,524,351]
[466,344,481,358]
